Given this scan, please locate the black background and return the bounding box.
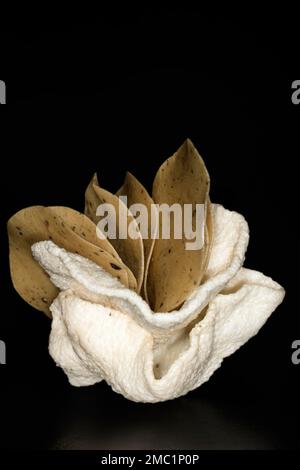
[0,8,299,454]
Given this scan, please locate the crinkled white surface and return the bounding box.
[32,204,285,403]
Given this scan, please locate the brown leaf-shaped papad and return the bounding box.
[147,139,211,312]
[7,206,134,317]
[202,197,214,281]
[85,174,144,292]
[116,172,158,302]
